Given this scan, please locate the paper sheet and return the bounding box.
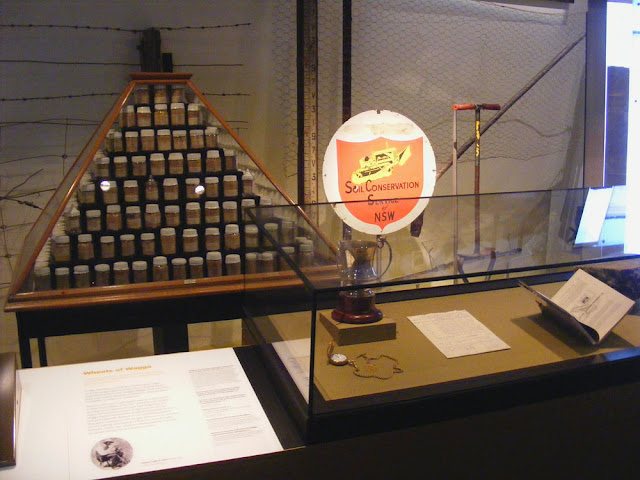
[408,310,510,358]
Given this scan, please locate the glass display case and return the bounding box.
[244,187,640,442]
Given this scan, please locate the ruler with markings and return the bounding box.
[300,0,318,206]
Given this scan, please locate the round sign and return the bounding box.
[322,110,436,235]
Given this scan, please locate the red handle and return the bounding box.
[480,103,501,110]
[453,104,475,111]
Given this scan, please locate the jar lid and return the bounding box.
[100,236,115,243]
[132,261,147,270]
[160,228,176,236]
[78,234,92,242]
[206,251,222,260]
[186,202,200,210]
[223,175,237,181]
[96,156,110,165]
[114,156,127,163]
[205,227,220,235]
[95,263,110,272]
[261,198,273,206]
[187,152,201,160]
[157,129,171,135]
[205,126,218,134]
[74,265,90,274]
[183,228,198,237]
[86,209,101,218]
[113,131,122,138]
[132,155,145,163]
[67,208,80,217]
[55,267,70,275]
[120,234,135,241]
[241,199,256,207]
[82,183,96,191]
[113,261,129,271]
[242,172,254,180]
[299,243,314,252]
[186,177,200,185]
[246,252,258,260]
[168,152,184,160]
[245,224,258,233]
[282,246,295,254]
[259,251,275,260]
[146,204,160,213]
[205,177,219,184]
[265,222,278,232]
[106,205,121,213]
[189,256,204,266]
[206,150,220,158]
[187,103,201,111]
[171,257,187,265]
[170,102,185,109]
[150,153,165,161]
[281,220,294,228]
[125,131,139,137]
[224,148,235,156]
[173,130,187,137]
[225,254,241,264]
[140,129,154,136]
[141,233,155,240]
[137,106,151,113]
[122,180,136,188]
[225,224,239,234]
[222,201,237,209]
[190,129,204,136]
[205,201,220,208]
[163,178,178,186]
[126,206,141,213]
[165,205,180,213]
[125,105,134,113]
[153,256,167,266]
[155,103,167,110]
[54,235,70,244]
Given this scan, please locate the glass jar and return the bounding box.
[55,267,70,289]
[120,234,136,257]
[188,256,204,278]
[154,85,168,104]
[204,227,221,252]
[206,251,222,277]
[52,235,71,263]
[34,267,52,291]
[168,152,184,175]
[145,176,159,202]
[279,246,295,271]
[244,224,259,249]
[114,156,128,178]
[140,129,155,151]
[140,232,156,257]
[204,201,220,224]
[145,204,161,229]
[123,105,136,127]
[125,206,142,230]
[263,222,279,248]
[112,131,123,152]
[170,102,185,126]
[79,183,96,205]
[132,260,148,284]
[106,205,122,231]
[224,224,240,250]
[102,180,119,204]
[164,205,181,227]
[223,175,239,198]
[225,254,241,276]
[258,251,276,273]
[125,131,139,153]
[95,156,110,178]
[242,171,254,196]
[222,201,238,223]
[94,264,110,287]
[185,202,201,226]
[65,207,81,234]
[162,178,179,202]
[223,148,237,171]
[171,257,187,280]
[205,177,219,198]
[73,265,91,288]
[152,256,169,282]
[160,228,176,255]
[171,86,186,103]
[100,235,115,259]
[150,153,165,176]
[281,220,295,245]
[187,103,202,125]
[172,130,187,150]
[85,209,102,232]
[189,129,204,149]
[132,155,147,177]
[134,85,150,105]
[77,234,95,261]
[299,242,314,267]
[185,178,202,200]
[206,150,221,173]
[241,199,256,222]
[186,153,202,174]
[157,129,172,151]
[154,103,168,126]
[123,179,139,203]
[136,106,152,127]
[182,228,199,253]
[105,131,115,153]
[113,261,130,285]
[245,252,258,274]
[205,127,218,148]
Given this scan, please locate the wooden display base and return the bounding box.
[320,312,396,346]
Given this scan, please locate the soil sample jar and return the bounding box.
[52,235,71,263]
[154,85,168,104]
[279,246,295,271]
[86,209,102,232]
[263,222,279,248]
[205,177,219,198]
[170,103,185,126]
[223,175,239,198]
[123,105,136,127]
[55,267,70,289]
[95,156,110,178]
[112,131,123,152]
[145,204,161,229]
[65,207,81,234]
[105,131,116,153]
[205,227,220,251]
[152,256,169,282]
[123,180,139,203]
[134,85,150,105]
[106,205,123,231]
[164,205,181,227]
[120,234,136,257]
[34,267,52,291]
[222,201,238,224]
[79,183,96,206]
[140,129,155,151]
[206,150,221,173]
[157,129,172,151]
[125,206,142,230]
[171,257,187,280]
[244,224,259,249]
[182,228,199,253]
[100,235,115,259]
[172,130,187,150]
[125,131,139,153]
[205,127,218,148]
[225,254,241,276]
[132,260,148,284]
[206,251,222,277]
[132,155,147,177]
[187,103,202,126]
[185,178,202,200]
[258,251,276,273]
[113,261,130,285]
[154,103,168,126]
[245,252,258,274]
[204,201,220,224]
[281,220,295,245]
[241,199,256,222]
[94,263,110,287]
[73,265,91,288]
[186,153,202,175]
[160,228,176,255]
[101,180,118,204]
[189,256,204,278]
[114,156,128,178]
[136,106,152,127]
[299,242,315,267]
[150,153,166,176]
[171,86,186,103]
[242,172,254,196]
[224,224,240,250]
[168,152,184,175]
[162,178,179,202]
[185,202,201,226]
[189,129,204,149]
[223,149,237,171]
[145,176,159,202]
[77,234,95,261]
[140,232,156,257]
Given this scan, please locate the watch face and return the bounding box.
[329,353,349,366]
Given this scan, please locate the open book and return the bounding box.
[519,269,635,345]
